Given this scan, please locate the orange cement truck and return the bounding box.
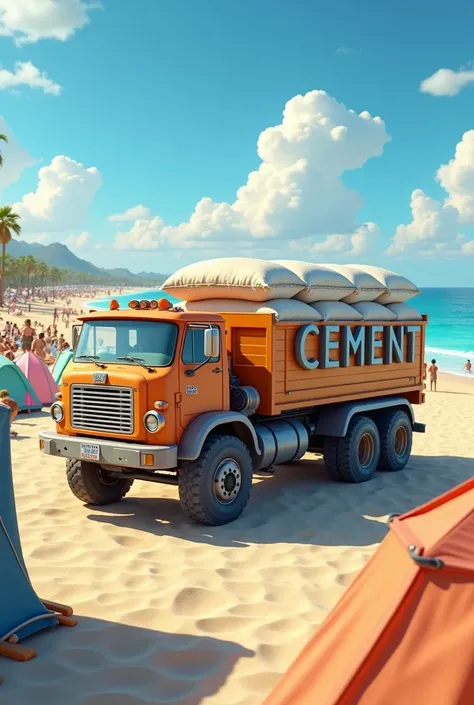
[39,299,426,525]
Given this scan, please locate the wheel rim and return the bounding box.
[358,433,375,469]
[213,458,242,505]
[98,467,121,486]
[394,426,408,457]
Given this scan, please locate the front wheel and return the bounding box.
[323,415,380,483]
[178,434,253,525]
[66,459,133,505]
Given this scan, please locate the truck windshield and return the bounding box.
[74,320,178,367]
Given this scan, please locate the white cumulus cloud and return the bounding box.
[113,90,389,253]
[387,130,474,256]
[0,61,62,95]
[108,204,152,222]
[420,66,474,97]
[290,222,380,257]
[14,155,102,233]
[65,231,91,249]
[437,131,474,221]
[0,116,35,195]
[0,0,97,45]
[387,191,461,255]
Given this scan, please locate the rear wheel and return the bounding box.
[66,459,133,505]
[178,434,253,525]
[323,415,380,483]
[377,410,412,472]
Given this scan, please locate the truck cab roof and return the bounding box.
[79,309,225,324]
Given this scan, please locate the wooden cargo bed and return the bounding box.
[223,313,427,416]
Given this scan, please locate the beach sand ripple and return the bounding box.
[1,371,472,704]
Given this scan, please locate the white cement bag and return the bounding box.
[163,258,305,302]
[325,265,388,303]
[311,301,363,322]
[359,265,420,304]
[177,298,320,322]
[385,303,423,321]
[272,260,356,303]
[351,302,398,321]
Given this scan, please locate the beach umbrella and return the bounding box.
[52,349,74,384]
[263,478,474,705]
[15,352,58,406]
[0,356,42,412]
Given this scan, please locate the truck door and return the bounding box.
[179,324,224,428]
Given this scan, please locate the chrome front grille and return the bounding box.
[71,384,134,435]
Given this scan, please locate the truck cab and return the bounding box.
[40,298,426,526]
[61,308,227,446]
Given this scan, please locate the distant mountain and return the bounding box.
[7,240,168,285]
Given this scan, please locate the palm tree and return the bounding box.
[36,260,50,288]
[0,133,7,167]
[0,206,21,306]
[3,254,19,290]
[50,266,62,289]
[22,254,37,297]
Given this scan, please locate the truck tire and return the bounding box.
[178,434,253,526]
[322,440,343,481]
[377,409,413,472]
[66,459,133,505]
[323,415,380,483]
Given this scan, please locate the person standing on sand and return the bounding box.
[0,389,19,437]
[465,359,472,374]
[32,332,47,360]
[50,339,58,359]
[21,319,35,352]
[429,359,438,391]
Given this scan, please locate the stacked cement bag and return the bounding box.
[163,258,317,321]
[162,258,422,322]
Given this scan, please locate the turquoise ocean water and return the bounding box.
[415,288,474,378]
[86,290,181,309]
[86,287,474,378]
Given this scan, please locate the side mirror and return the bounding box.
[204,328,220,358]
[72,324,82,351]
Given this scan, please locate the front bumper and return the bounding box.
[38,431,177,471]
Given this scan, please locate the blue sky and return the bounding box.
[1,0,474,284]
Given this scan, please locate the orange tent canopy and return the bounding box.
[263,477,474,705]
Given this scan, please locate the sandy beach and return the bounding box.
[1,295,473,704]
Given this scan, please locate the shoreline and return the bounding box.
[431,372,474,394]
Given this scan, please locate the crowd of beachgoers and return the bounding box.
[0,285,120,365]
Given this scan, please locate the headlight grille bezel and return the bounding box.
[143,410,165,434]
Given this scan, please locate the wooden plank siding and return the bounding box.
[222,313,427,416]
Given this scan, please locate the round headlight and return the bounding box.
[51,402,64,422]
[144,410,165,433]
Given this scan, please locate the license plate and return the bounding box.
[80,443,100,461]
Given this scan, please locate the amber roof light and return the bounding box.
[158,298,171,310]
[110,299,120,310]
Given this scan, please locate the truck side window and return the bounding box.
[182,326,219,364]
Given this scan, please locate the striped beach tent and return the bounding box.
[0,357,41,412]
